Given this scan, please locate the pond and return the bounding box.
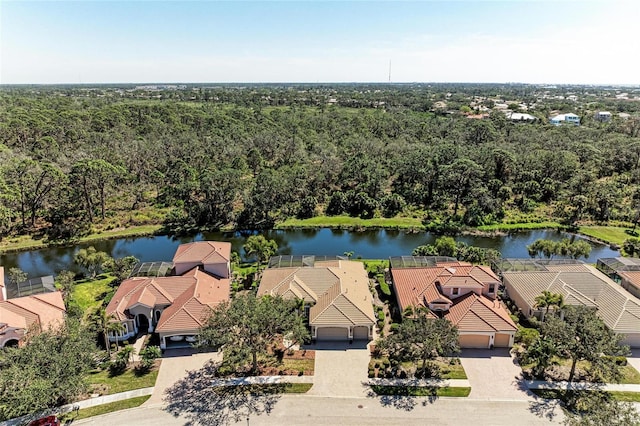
[0,228,619,279]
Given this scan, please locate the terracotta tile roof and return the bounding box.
[620,271,640,290]
[0,291,65,332]
[173,241,231,264]
[391,263,499,312]
[258,260,375,328]
[444,292,517,332]
[154,268,229,333]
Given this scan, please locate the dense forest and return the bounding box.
[1,83,640,241]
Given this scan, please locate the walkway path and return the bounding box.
[526,380,640,392]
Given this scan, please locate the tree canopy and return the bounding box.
[0,319,97,421]
[377,310,460,378]
[198,294,309,374]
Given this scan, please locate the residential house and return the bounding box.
[258,257,376,341]
[390,258,517,349]
[506,112,536,122]
[501,261,640,347]
[106,241,231,349]
[0,267,66,348]
[595,111,612,122]
[550,113,580,125]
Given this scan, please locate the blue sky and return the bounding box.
[1,1,639,84]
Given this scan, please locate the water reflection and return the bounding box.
[0,229,619,279]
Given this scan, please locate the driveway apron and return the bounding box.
[459,348,532,400]
[144,348,222,406]
[307,341,371,398]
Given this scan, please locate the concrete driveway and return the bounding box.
[628,349,640,375]
[144,348,222,406]
[459,348,532,400]
[306,341,371,398]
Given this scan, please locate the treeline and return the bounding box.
[1,86,640,240]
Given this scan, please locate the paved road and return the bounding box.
[459,348,532,400]
[76,394,564,425]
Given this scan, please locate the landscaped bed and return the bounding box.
[519,357,640,385]
[60,395,152,422]
[215,348,315,377]
[368,356,467,380]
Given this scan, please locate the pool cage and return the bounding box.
[492,258,584,275]
[129,261,174,278]
[267,255,349,269]
[7,276,56,299]
[389,256,458,268]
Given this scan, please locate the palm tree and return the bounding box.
[534,291,564,321]
[90,307,124,357]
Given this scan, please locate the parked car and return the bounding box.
[29,415,60,426]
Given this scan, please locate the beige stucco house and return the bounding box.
[502,262,640,348]
[258,259,376,341]
[391,258,517,348]
[106,241,231,349]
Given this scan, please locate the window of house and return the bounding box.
[452,288,459,295]
[488,283,495,293]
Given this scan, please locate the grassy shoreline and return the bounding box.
[0,224,164,254]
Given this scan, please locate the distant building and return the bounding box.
[550,113,580,126]
[595,111,612,122]
[506,112,536,122]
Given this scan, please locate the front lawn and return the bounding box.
[371,385,470,397]
[216,348,315,377]
[60,395,151,422]
[86,364,160,395]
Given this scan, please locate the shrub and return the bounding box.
[515,327,539,347]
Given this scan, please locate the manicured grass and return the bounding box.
[371,359,467,380]
[358,259,389,274]
[440,363,468,380]
[0,224,163,254]
[61,395,151,421]
[476,221,563,232]
[276,215,424,230]
[608,391,640,402]
[282,358,315,374]
[283,383,313,393]
[531,389,640,403]
[578,226,631,246]
[370,385,471,397]
[86,366,159,395]
[72,275,117,312]
[620,365,640,384]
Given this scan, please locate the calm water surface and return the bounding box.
[0,229,618,278]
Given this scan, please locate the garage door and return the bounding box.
[353,326,369,340]
[458,334,490,349]
[316,327,349,341]
[622,334,640,348]
[494,333,512,348]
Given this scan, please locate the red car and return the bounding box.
[29,416,60,426]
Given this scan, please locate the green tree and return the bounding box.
[563,390,640,426]
[534,291,565,321]
[7,267,27,287]
[55,270,76,304]
[198,294,309,374]
[102,255,139,283]
[89,306,124,357]
[377,311,460,378]
[243,235,278,272]
[0,319,97,421]
[138,346,162,372]
[540,306,628,383]
[74,246,112,278]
